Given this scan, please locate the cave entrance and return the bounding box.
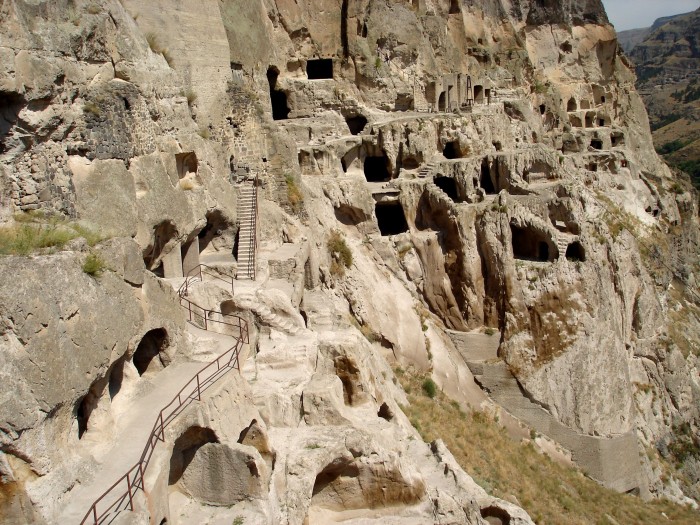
[443,141,461,159]
[434,176,460,202]
[565,241,586,262]
[481,506,511,525]
[438,92,446,112]
[267,66,290,120]
[590,139,603,150]
[474,85,484,104]
[480,158,496,194]
[169,426,219,485]
[306,58,333,80]
[567,98,577,112]
[585,112,594,128]
[376,202,409,236]
[364,155,391,182]
[108,357,126,400]
[511,224,554,262]
[345,115,367,135]
[133,328,170,376]
[449,0,460,14]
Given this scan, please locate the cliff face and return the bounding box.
[1,1,699,523]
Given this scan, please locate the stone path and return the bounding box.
[57,323,233,524]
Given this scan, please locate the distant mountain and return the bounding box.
[617,11,693,54]
[628,8,700,186]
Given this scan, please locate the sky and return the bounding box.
[601,0,700,31]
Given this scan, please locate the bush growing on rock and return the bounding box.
[327,230,352,276]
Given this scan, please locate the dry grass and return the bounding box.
[0,212,103,255]
[397,368,700,525]
[285,174,304,213]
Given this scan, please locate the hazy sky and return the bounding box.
[601,0,700,31]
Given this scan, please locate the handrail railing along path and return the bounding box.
[80,265,248,525]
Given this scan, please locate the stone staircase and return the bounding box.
[446,330,643,494]
[556,236,570,260]
[237,180,257,280]
[418,160,439,179]
[236,290,303,336]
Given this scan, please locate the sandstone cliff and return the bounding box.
[1,1,699,524]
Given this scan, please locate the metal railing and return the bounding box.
[240,174,258,280]
[80,266,248,525]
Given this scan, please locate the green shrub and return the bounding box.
[82,253,106,277]
[327,230,352,269]
[285,174,304,213]
[0,215,104,256]
[485,327,496,336]
[422,377,437,398]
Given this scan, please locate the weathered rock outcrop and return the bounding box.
[1,0,699,522]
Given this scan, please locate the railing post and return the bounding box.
[93,505,97,524]
[139,462,145,490]
[126,472,134,511]
[196,374,201,400]
[159,413,165,441]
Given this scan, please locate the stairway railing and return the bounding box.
[239,173,258,280]
[80,266,248,525]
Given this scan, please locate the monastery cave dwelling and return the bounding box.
[0,1,699,524]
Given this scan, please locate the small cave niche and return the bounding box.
[539,104,546,115]
[434,176,460,202]
[438,92,446,112]
[335,203,368,226]
[569,114,582,128]
[449,0,460,14]
[443,140,463,159]
[377,402,394,421]
[590,139,603,150]
[611,132,625,147]
[493,141,503,152]
[588,162,598,172]
[474,85,484,104]
[357,20,368,37]
[511,224,555,262]
[480,505,511,525]
[267,66,290,121]
[175,152,197,180]
[560,41,573,53]
[565,241,586,262]
[345,115,367,135]
[364,154,391,182]
[306,58,333,80]
[133,328,170,376]
[480,158,496,194]
[567,98,577,112]
[401,155,421,170]
[168,426,219,485]
[375,202,409,236]
[585,112,595,128]
[335,356,364,406]
[143,220,178,275]
[580,100,591,110]
[312,458,360,501]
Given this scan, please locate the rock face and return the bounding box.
[1,0,699,523]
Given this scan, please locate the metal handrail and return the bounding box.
[243,174,258,280]
[80,266,248,525]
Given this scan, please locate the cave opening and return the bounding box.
[449,0,460,14]
[108,357,125,400]
[438,92,446,111]
[198,209,232,254]
[443,141,461,159]
[565,241,586,262]
[590,139,603,150]
[306,58,334,80]
[480,505,511,525]
[480,158,496,194]
[567,98,577,112]
[511,224,554,262]
[375,202,409,236]
[377,402,394,421]
[345,115,367,135]
[133,328,169,376]
[585,113,594,127]
[267,66,290,120]
[364,155,391,182]
[434,176,460,201]
[474,85,484,104]
[539,104,546,115]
